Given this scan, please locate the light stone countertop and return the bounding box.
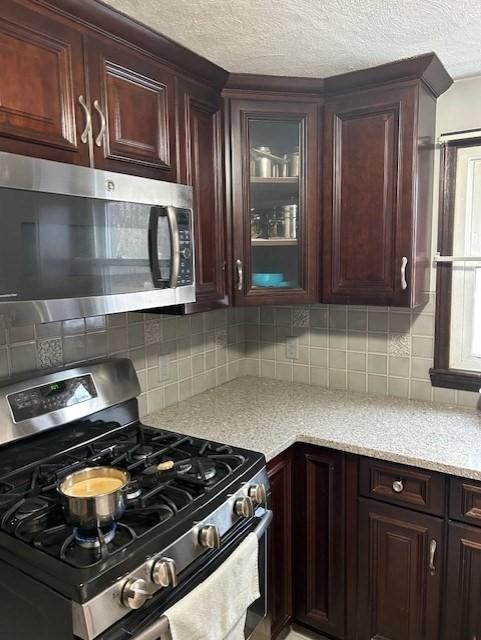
[144,376,481,481]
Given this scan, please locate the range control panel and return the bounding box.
[7,375,97,423]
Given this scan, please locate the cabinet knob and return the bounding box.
[392,479,404,493]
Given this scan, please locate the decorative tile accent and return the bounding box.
[293,306,309,328]
[215,328,227,348]
[388,333,411,357]
[145,319,163,345]
[38,338,63,369]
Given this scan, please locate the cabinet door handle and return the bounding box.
[78,95,92,144]
[235,259,243,291]
[401,256,408,290]
[429,539,437,576]
[93,99,107,147]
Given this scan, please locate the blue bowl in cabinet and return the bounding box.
[252,272,284,286]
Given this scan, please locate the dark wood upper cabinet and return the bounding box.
[0,0,89,165]
[227,98,320,306]
[323,81,437,307]
[86,36,176,180]
[267,451,293,639]
[358,498,444,640]
[176,81,228,313]
[444,522,481,640]
[294,445,345,638]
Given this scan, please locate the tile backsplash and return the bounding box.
[242,296,481,410]
[0,308,245,418]
[1,296,479,416]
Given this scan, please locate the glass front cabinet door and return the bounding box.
[229,99,320,305]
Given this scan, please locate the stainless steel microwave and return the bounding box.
[0,152,195,327]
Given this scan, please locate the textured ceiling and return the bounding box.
[103,0,481,79]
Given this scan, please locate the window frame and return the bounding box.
[430,136,481,392]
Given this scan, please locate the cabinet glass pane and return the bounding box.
[249,119,301,290]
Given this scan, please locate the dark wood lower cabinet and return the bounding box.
[294,445,345,638]
[444,522,481,640]
[267,451,293,639]
[268,449,481,640]
[357,499,444,640]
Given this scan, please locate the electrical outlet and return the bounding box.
[158,354,171,382]
[286,336,298,360]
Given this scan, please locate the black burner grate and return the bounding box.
[0,424,246,567]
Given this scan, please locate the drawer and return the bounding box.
[360,457,446,516]
[450,477,481,526]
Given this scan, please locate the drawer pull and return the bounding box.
[392,479,404,493]
[429,539,437,576]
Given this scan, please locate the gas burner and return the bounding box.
[132,445,154,461]
[183,458,217,482]
[176,462,192,474]
[74,523,117,549]
[125,484,142,501]
[15,497,49,521]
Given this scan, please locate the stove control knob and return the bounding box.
[121,578,151,610]
[248,483,267,507]
[198,523,221,549]
[234,495,255,518]
[151,557,178,588]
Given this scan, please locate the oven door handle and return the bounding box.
[253,508,273,539]
[131,510,273,640]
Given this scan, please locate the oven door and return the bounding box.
[0,152,195,326]
[98,510,272,640]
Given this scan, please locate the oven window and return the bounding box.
[0,188,161,299]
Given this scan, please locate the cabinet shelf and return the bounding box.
[250,176,298,184]
[251,238,298,247]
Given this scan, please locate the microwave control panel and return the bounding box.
[176,208,194,287]
[8,374,97,423]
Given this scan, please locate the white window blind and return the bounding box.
[449,145,481,372]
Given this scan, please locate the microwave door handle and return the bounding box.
[165,206,181,288]
[148,207,163,287]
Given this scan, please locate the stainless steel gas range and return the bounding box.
[0,359,271,640]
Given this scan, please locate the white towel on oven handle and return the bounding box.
[163,531,260,640]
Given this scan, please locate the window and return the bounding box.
[431,139,481,391]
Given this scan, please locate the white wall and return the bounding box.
[436,75,481,135]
